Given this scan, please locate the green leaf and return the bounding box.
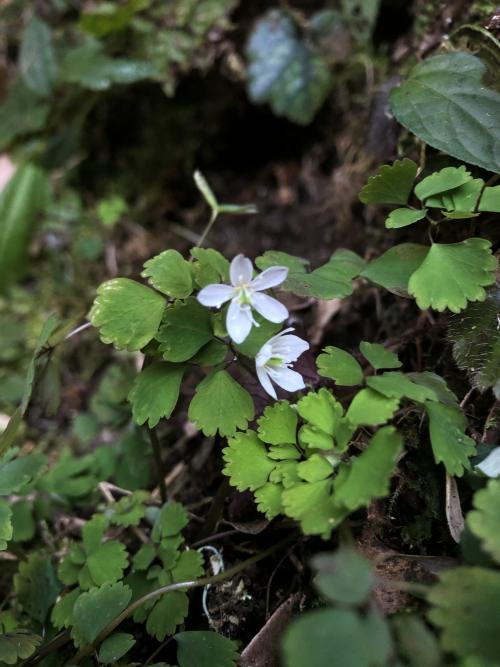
[297,389,343,435]
[87,541,128,586]
[0,80,50,149]
[448,284,500,397]
[61,39,158,90]
[188,370,254,437]
[171,550,204,583]
[407,371,458,406]
[0,630,42,665]
[147,591,189,641]
[408,239,497,313]
[294,250,364,299]
[428,567,500,661]
[175,631,239,667]
[153,501,189,539]
[233,316,281,357]
[10,500,34,542]
[255,251,309,292]
[414,166,472,201]
[0,500,12,550]
[157,299,214,362]
[283,607,391,667]
[479,185,500,212]
[99,633,136,664]
[361,243,429,296]
[297,454,333,482]
[254,483,283,519]
[427,178,484,215]
[367,371,439,403]
[90,278,165,351]
[0,452,46,494]
[316,346,363,386]
[257,401,298,445]
[346,388,399,426]
[359,342,401,370]
[0,163,50,287]
[14,553,61,623]
[19,15,58,97]
[107,491,149,527]
[51,588,80,630]
[129,362,185,428]
[80,0,147,37]
[467,480,500,564]
[223,431,275,491]
[391,614,442,667]
[359,158,418,205]
[142,249,193,298]
[312,548,374,605]
[385,207,427,228]
[425,402,476,476]
[390,53,500,174]
[334,426,403,510]
[73,582,132,643]
[247,10,331,125]
[190,247,230,287]
[282,479,341,535]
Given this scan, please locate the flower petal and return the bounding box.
[226,299,253,344]
[251,293,288,323]
[230,254,253,286]
[268,366,305,393]
[197,284,234,308]
[271,334,309,363]
[250,266,288,291]
[256,365,277,399]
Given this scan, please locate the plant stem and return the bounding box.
[196,210,218,248]
[148,427,167,503]
[67,535,296,665]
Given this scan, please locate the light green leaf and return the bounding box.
[0,163,50,287]
[316,346,363,385]
[367,371,439,403]
[255,251,309,292]
[171,550,204,584]
[73,582,132,644]
[0,630,42,665]
[428,567,500,661]
[254,483,283,519]
[90,278,165,351]
[386,207,427,228]
[190,247,230,287]
[97,195,128,226]
[467,480,500,564]
[0,452,46,495]
[99,633,136,664]
[142,249,193,298]
[61,39,158,90]
[175,631,239,667]
[295,250,364,299]
[312,548,374,605]
[297,454,333,482]
[359,342,401,370]
[448,284,500,397]
[223,431,275,491]
[147,591,189,641]
[359,158,418,205]
[346,388,399,426]
[390,53,500,174]
[0,500,12,550]
[79,0,147,37]
[129,362,185,428]
[297,388,343,435]
[479,185,500,212]
[20,15,58,96]
[408,239,497,313]
[247,10,331,125]
[427,178,484,214]
[414,166,472,201]
[87,541,128,586]
[153,502,189,540]
[334,426,403,510]
[157,299,214,362]
[361,243,429,296]
[298,424,334,450]
[0,80,50,149]
[188,370,254,437]
[282,479,340,535]
[425,402,476,476]
[107,491,149,527]
[14,553,61,623]
[257,401,298,445]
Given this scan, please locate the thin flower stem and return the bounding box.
[66,535,296,665]
[195,210,218,249]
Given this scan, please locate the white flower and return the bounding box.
[255,328,309,399]
[197,254,289,344]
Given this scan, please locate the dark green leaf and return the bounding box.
[156,299,214,362]
[14,553,61,623]
[425,402,476,476]
[0,631,42,665]
[361,243,429,296]
[73,582,132,644]
[129,361,185,428]
[175,631,239,667]
[0,80,50,149]
[359,158,418,205]
[20,15,58,96]
[312,548,374,605]
[99,633,136,664]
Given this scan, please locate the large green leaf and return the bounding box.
[345,388,399,426]
[142,249,193,298]
[61,39,158,90]
[188,370,254,437]
[90,278,165,351]
[408,239,497,313]
[175,631,239,667]
[129,362,185,428]
[157,299,214,362]
[448,284,500,397]
[358,158,418,205]
[467,480,500,565]
[223,431,275,491]
[257,401,298,445]
[428,568,500,661]
[72,583,132,644]
[425,402,476,476]
[19,15,58,97]
[390,53,500,174]
[361,243,429,296]
[247,10,331,125]
[0,164,50,287]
